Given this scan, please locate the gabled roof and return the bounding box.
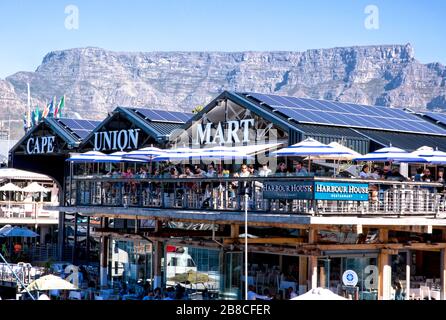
[181,91,298,134]
[10,117,98,154]
[80,106,193,148]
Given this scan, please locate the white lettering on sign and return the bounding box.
[93,129,140,151]
[316,184,368,194]
[194,119,255,145]
[26,136,56,154]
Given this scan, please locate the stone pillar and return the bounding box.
[308,229,318,289]
[39,225,48,244]
[153,220,163,289]
[57,211,65,260]
[378,229,391,300]
[230,224,239,239]
[299,256,308,294]
[99,217,109,288]
[406,251,411,300]
[440,249,446,300]
[441,231,446,300]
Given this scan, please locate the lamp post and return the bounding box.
[244,193,248,300]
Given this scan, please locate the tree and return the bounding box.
[192,105,204,114]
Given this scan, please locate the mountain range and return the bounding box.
[1,43,446,138]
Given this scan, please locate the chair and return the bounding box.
[69,291,82,300]
[420,285,431,300]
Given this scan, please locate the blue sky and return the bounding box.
[0,0,445,78]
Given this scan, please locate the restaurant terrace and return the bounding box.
[10,91,446,300]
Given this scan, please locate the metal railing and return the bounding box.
[0,201,59,220]
[64,175,446,217]
[0,261,45,286]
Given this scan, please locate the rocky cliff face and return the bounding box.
[2,44,446,135]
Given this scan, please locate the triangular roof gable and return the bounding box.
[180,91,301,134]
[79,107,164,151]
[10,118,80,155]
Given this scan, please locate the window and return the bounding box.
[187,258,196,267]
[169,257,178,267]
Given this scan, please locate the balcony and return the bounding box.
[0,201,59,225]
[62,175,446,219]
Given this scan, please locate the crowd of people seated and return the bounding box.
[359,164,445,184]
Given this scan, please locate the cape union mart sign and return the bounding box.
[262,181,369,201]
[26,136,56,154]
[93,129,140,151]
[194,119,255,145]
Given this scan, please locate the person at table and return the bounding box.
[206,164,217,178]
[275,162,288,176]
[295,161,308,176]
[247,285,272,300]
[387,168,408,182]
[259,163,272,177]
[414,168,423,182]
[142,291,154,300]
[234,165,252,198]
[382,166,392,179]
[371,166,381,179]
[359,164,371,179]
[287,287,298,299]
[179,166,194,178]
[137,167,148,178]
[247,164,258,176]
[422,169,432,182]
[437,169,445,183]
[194,166,207,178]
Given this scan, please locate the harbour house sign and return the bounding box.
[93,129,141,151]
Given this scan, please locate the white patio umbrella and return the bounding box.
[152,147,201,162]
[22,182,49,193]
[0,182,23,192]
[122,147,163,162]
[411,146,446,164]
[23,274,78,292]
[68,151,106,162]
[291,287,348,300]
[353,146,427,163]
[272,138,350,171]
[193,146,254,162]
[306,142,362,160]
[0,183,23,214]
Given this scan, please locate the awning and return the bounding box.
[233,143,283,155]
[354,129,446,152]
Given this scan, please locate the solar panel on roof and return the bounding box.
[424,112,446,126]
[57,118,101,140]
[134,108,192,123]
[245,92,446,135]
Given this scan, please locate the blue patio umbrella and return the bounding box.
[122,147,163,162]
[67,151,106,162]
[272,138,349,156]
[353,146,427,163]
[0,225,39,237]
[272,138,350,171]
[189,146,254,162]
[152,148,201,162]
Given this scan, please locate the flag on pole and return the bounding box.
[23,112,27,132]
[42,101,49,118]
[55,95,65,118]
[47,97,55,118]
[33,106,39,125]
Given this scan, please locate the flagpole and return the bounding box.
[27,83,31,130]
